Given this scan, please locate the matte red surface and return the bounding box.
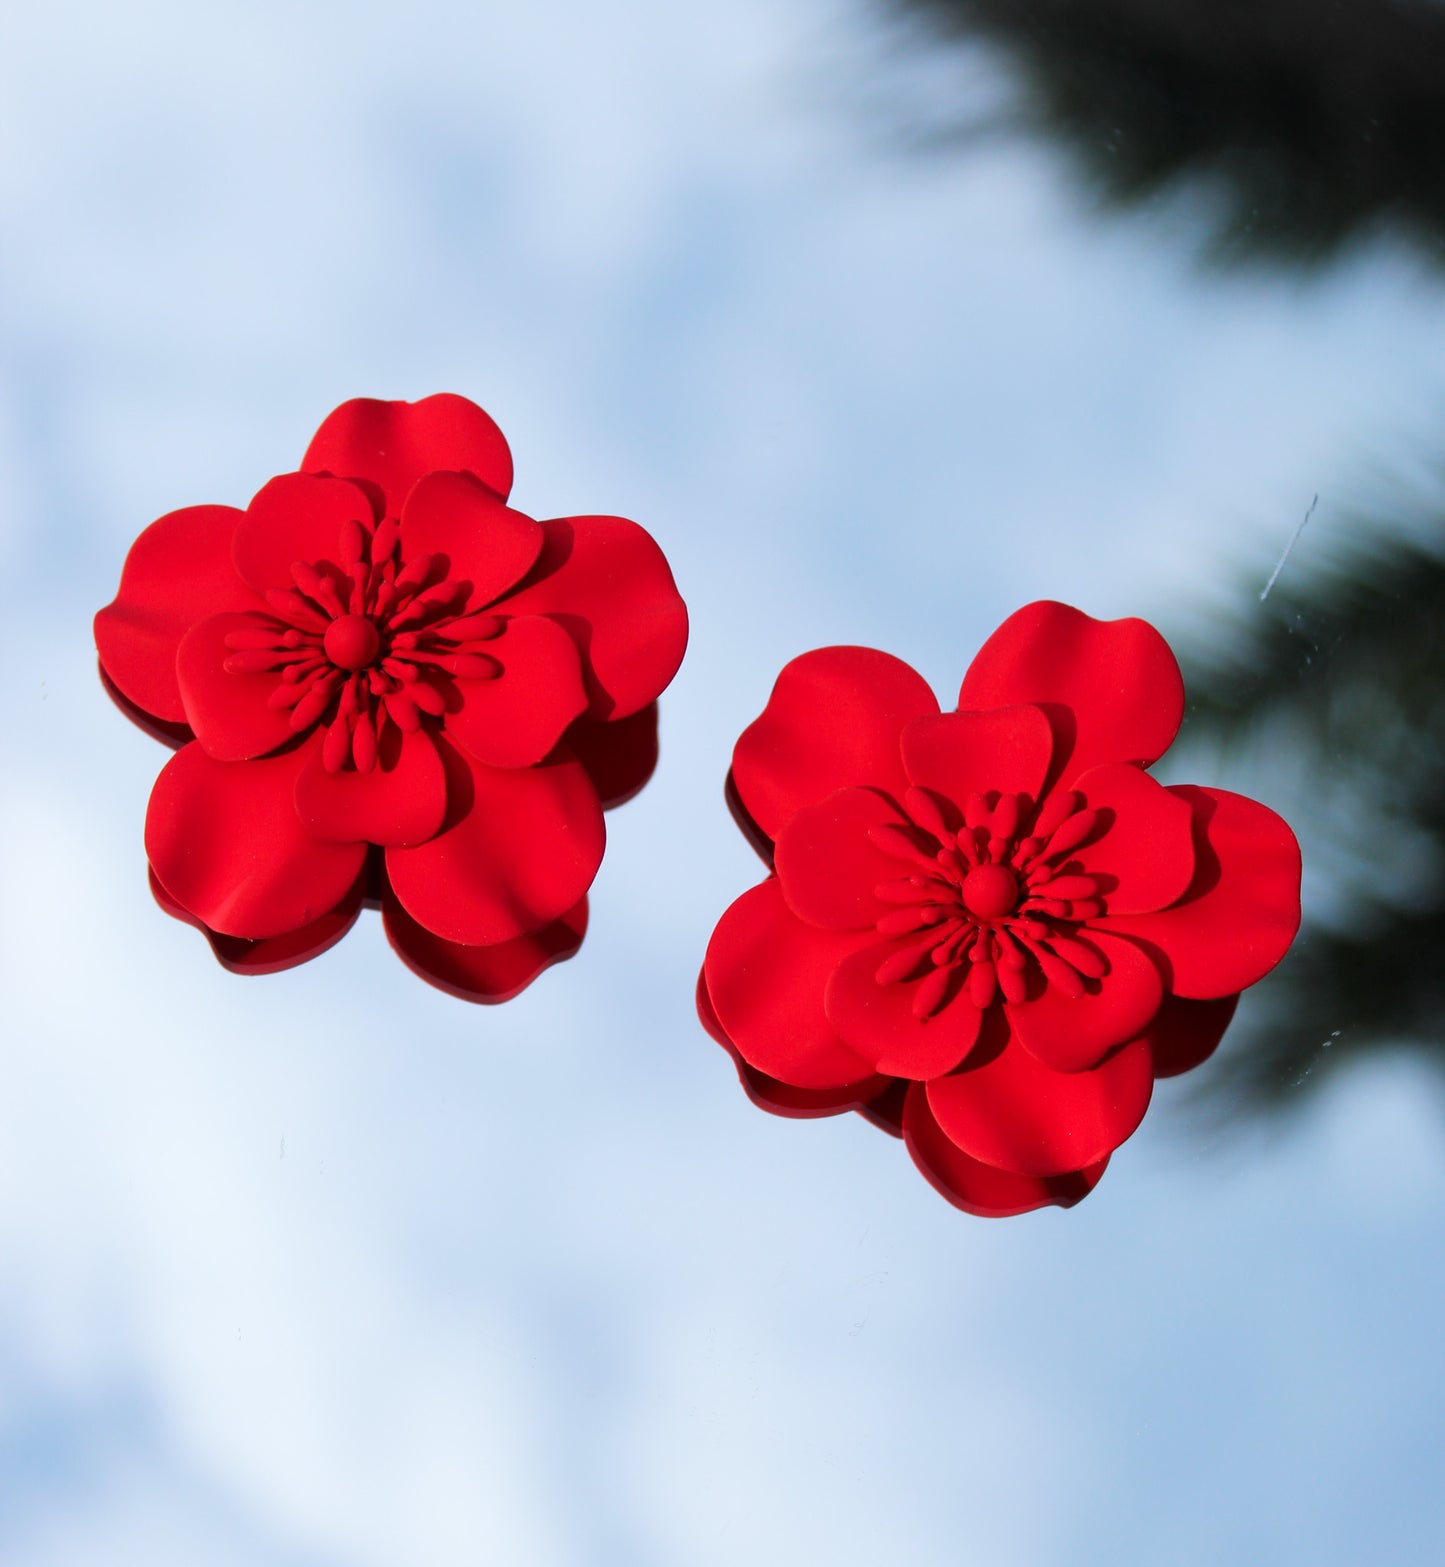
[97,393,687,1000]
[701,600,1301,1216]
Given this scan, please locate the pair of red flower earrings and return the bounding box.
[95,394,1301,1218]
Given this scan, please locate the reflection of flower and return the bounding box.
[97,395,688,1000]
[699,602,1300,1216]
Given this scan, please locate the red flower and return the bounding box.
[96,395,688,1001]
[699,602,1300,1216]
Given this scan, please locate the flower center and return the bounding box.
[323,614,381,671]
[960,863,1017,920]
[222,512,507,774]
[866,785,1108,1019]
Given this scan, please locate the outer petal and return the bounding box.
[295,724,447,847]
[774,787,908,931]
[725,769,777,867]
[1147,993,1240,1079]
[444,615,588,770]
[301,394,514,513]
[903,1084,1107,1216]
[232,473,378,596]
[900,706,1055,814]
[732,647,939,841]
[697,969,887,1119]
[399,471,544,607]
[145,741,366,939]
[384,877,588,1003]
[95,504,255,723]
[149,865,364,975]
[1068,762,1196,915]
[496,515,688,721]
[825,942,983,1079]
[566,705,658,809]
[1098,785,1302,999]
[926,1011,1155,1177]
[703,879,879,1092]
[176,612,298,761]
[384,735,604,946]
[957,601,1185,789]
[1006,930,1164,1073]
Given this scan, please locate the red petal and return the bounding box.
[926,1011,1155,1177]
[295,724,447,847]
[301,394,513,515]
[444,615,588,770]
[732,647,939,841]
[384,735,604,946]
[1068,762,1196,915]
[99,663,193,748]
[383,875,587,1003]
[697,969,886,1119]
[903,1083,1107,1216]
[149,864,364,974]
[703,879,879,1091]
[232,473,378,596]
[775,787,909,930]
[1148,992,1240,1078]
[1006,930,1164,1072]
[1099,785,1302,999]
[900,705,1055,812]
[566,705,659,809]
[496,514,688,721]
[825,940,983,1079]
[176,612,298,760]
[95,504,255,724]
[145,741,366,939]
[399,471,544,606]
[957,601,1184,790]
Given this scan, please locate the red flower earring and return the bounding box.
[699,602,1301,1216]
[96,394,688,1001]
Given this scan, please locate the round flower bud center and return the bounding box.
[961,863,1018,920]
[323,614,381,672]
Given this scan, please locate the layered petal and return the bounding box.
[231,473,377,596]
[903,1084,1107,1216]
[825,942,983,1079]
[704,879,879,1091]
[1006,930,1164,1072]
[497,514,688,721]
[443,614,588,770]
[94,504,255,723]
[732,647,939,841]
[145,741,366,939]
[149,865,364,975]
[900,705,1054,815]
[295,724,447,847]
[1068,762,1196,915]
[301,394,513,513]
[385,735,604,946]
[1147,992,1240,1079]
[176,612,298,760]
[1099,785,1301,999]
[566,705,659,809]
[774,787,909,930]
[384,878,588,1003]
[400,471,544,606]
[697,969,886,1119]
[957,601,1184,789]
[926,1011,1155,1176]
